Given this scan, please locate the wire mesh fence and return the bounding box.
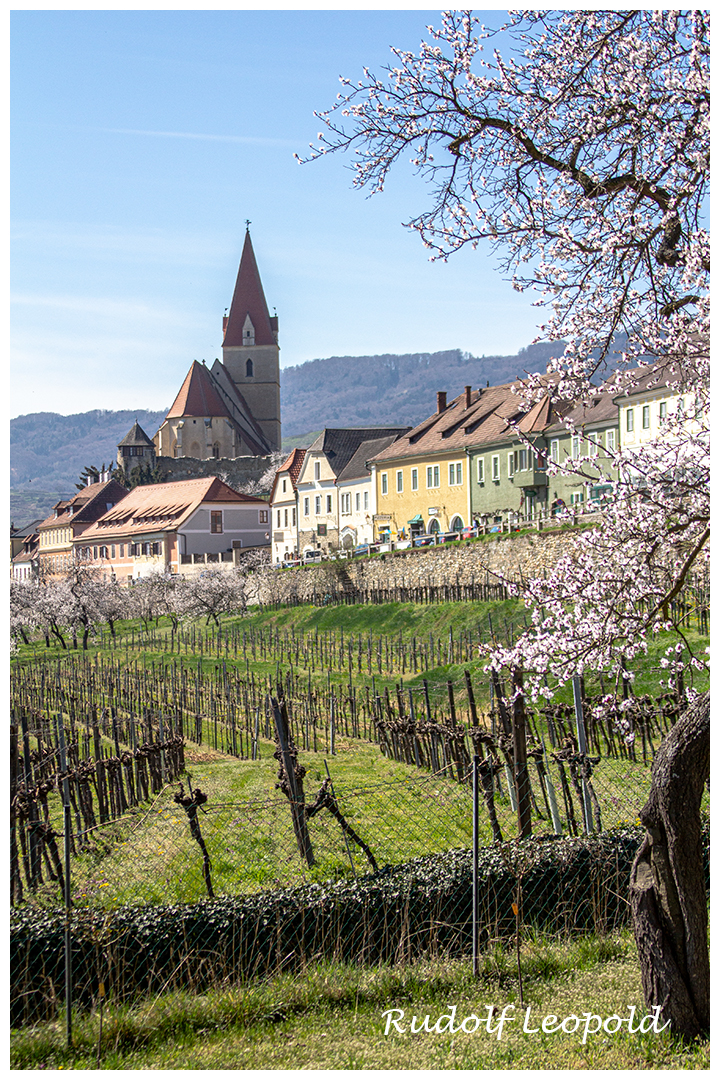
[10,657,711,1030]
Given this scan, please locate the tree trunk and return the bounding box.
[629,691,709,1039]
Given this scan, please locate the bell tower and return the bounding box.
[219,227,281,451]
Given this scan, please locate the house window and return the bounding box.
[411,468,418,491]
[284,508,288,527]
[111,544,116,559]
[449,463,455,485]
[364,490,369,511]
[277,509,281,527]
[659,400,667,420]
[355,492,360,511]
[326,494,332,513]
[99,546,108,559]
[119,543,125,557]
[152,542,161,556]
[246,358,254,377]
[507,453,515,477]
[606,429,616,453]
[519,447,528,471]
[491,455,500,481]
[551,439,559,464]
[315,495,321,514]
[571,435,581,459]
[259,509,269,524]
[449,462,462,485]
[292,507,296,526]
[426,465,440,488]
[304,497,310,517]
[642,405,650,429]
[677,397,685,415]
[93,546,98,560]
[626,408,634,432]
[477,457,484,484]
[282,478,287,493]
[381,473,388,495]
[211,511,223,534]
[314,461,321,480]
[587,432,599,458]
[396,471,403,493]
[570,491,584,505]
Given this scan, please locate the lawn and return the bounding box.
[10,929,709,1070]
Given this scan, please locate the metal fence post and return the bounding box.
[57,715,73,1049]
[572,676,593,834]
[472,754,480,977]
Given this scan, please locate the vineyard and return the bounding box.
[10,601,708,911]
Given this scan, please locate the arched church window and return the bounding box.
[246,358,254,378]
[212,443,220,459]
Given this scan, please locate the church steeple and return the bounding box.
[219,228,281,451]
[222,228,278,347]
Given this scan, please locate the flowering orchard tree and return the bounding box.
[179,565,251,628]
[308,10,709,1037]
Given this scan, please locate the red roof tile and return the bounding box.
[165,361,232,419]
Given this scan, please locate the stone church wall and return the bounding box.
[155,455,273,490]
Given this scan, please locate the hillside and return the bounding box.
[279,342,563,437]
[10,343,564,527]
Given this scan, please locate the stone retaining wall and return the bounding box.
[250,529,579,605]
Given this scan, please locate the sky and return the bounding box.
[10,5,543,418]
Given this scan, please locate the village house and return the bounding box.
[543,391,619,510]
[75,476,270,581]
[368,391,478,541]
[11,523,41,581]
[295,428,408,555]
[335,434,406,550]
[268,447,306,564]
[35,477,129,579]
[614,364,697,453]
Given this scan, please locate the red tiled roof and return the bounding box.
[223,230,276,348]
[36,479,128,531]
[165,361,232,420]
[80,477,265,541]
[269,448,307,502]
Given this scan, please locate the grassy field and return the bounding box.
[10,928,709,1070]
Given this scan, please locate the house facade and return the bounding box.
[543,392,619,510]
[269,448,306,564]
[76,477,270,581]
[35,478,128,579]
[336,435,403,548]
[295,428,408,554]
[369,390,478,540]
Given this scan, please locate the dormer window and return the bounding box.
[242,314,255,346]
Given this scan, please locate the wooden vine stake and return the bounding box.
[269,695,314,867]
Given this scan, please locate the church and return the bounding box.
[118,229,281,481]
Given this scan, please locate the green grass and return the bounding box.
[10,929,709,1070]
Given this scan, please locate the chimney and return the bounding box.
[465,385,472,409]
[436,391,447,413]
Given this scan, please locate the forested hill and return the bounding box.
[10,342,563,526]
[279,342,564,437]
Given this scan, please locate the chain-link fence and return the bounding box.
[11,678,711,1032]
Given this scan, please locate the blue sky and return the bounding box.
[11,7,542,418]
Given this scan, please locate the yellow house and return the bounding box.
[368,390,476,540]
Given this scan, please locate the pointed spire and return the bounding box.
[223,230,277,347]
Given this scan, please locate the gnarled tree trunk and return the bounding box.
[629,691,709,1039]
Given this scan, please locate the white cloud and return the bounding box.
[101,127,297,148]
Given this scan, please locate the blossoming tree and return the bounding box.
[306,9,709,1036]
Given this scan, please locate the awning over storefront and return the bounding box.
[407,514,424,524]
